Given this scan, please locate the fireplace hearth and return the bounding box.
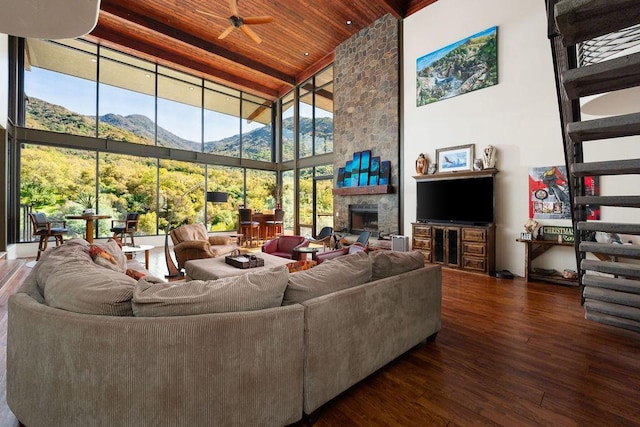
[349,204,378,235]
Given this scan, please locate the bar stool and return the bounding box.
[265,208,284,239]
[238,208,260,247]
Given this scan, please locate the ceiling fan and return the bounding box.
[197,0,274,44]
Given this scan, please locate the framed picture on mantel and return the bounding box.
[436,144,474,173]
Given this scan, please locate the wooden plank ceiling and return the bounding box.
[86,0,437,100]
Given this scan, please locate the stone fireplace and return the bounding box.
[349,204,378,234]
[332,14,400,236]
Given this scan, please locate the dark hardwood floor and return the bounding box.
[1,249,639,426]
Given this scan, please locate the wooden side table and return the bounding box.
[516,238,577,286]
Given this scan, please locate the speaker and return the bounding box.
[391,235,409,251]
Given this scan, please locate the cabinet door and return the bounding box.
[446,227,460,267]
[433,227,445,263]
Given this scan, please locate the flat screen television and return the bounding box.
[416,176,495,225]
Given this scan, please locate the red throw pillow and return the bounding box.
[286,260,317,273]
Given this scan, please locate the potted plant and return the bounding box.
[76,192,96,215]
[268,183,282,210]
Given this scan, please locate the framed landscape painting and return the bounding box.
[436,144,474,173]
[416,26,498,106]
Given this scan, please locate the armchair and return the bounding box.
[170,224,238,270]
[261,235,309,259]
[307,226,333,251]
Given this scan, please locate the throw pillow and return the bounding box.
[126,268,147,281]
[132,265,289,317]
[286,260,317,273]
[283,250,372,305]
[369,250,425,281]
[89,239,127,272]
[44,258,137,316]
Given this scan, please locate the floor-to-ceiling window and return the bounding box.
[17,38,278,242]
[14,38,335,245]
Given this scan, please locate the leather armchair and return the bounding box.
[170,224,237,269]
[262,235,309,259]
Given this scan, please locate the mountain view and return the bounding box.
[26,97,334,158]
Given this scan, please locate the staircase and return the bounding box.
[547,0,640,332]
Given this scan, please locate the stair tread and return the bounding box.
[583,274,640,293]
[575,195,640,207]
[555,0,640,46]
[562,51,640,99]
[580,241,640,258]
[567,112,640,142]
[577,222,640,234]
[581,259,640,278]
[584,285,640,307]
[571,158,640,176]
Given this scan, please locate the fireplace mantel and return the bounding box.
[332,185,394,196]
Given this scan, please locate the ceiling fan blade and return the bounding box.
[228,0,239,17]
[242,16,274,25]
[240,24,262,44]
[218,25,235,40]
[195,9,227,20]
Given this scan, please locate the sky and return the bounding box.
[25,68,269,141]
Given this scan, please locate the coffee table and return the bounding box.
[122,244,154,270]
[184,252,296,281]
[293,246,319,261]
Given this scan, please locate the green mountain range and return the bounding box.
[25,97,333,158]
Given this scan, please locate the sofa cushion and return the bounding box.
[44,258,137,316]
[283,251,372,305]
[35,238,92,295]
[132,265,289,317]
[369,250,425,281]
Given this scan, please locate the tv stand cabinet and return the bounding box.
[412,222,495,276]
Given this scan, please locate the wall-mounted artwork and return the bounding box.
[529,165,571,220]
[416,26,498,107]
[436,144,474,173]
[351,152,361,187]
[335,151,391,188]
[359,150,371,186]
[337,167,345,188]
[369,156,380,186]
[379,161,391,185]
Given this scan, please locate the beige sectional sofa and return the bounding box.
[7,239,441,427]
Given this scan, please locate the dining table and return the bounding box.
[66,214,111,243]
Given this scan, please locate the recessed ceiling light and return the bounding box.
[346,20,352,25]
[304,52,309,56]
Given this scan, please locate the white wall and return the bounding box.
[402,0,574,276]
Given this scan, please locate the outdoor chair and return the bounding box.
[29,212,69,261]
[110,212,139,246]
